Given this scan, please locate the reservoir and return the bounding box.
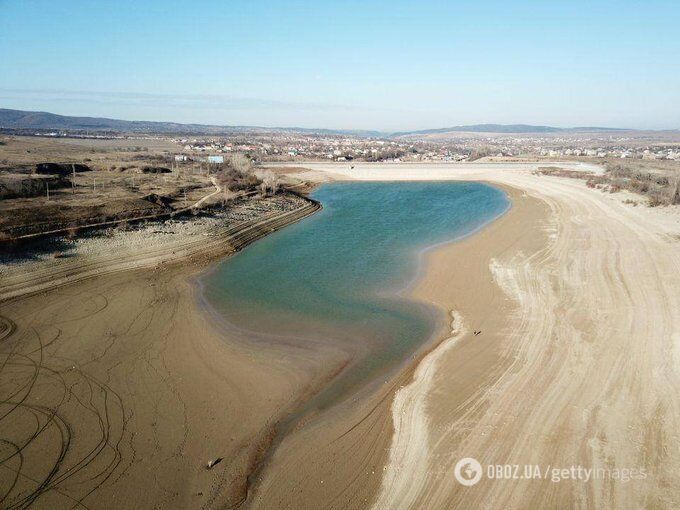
[200,181,509,409]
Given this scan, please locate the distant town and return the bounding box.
[19,129,680,165]
[177,133,680,163]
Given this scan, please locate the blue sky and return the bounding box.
[1,0,679,130]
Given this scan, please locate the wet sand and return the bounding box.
[0,196,338,508]
[0,265,348,508]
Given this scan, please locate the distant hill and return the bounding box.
[0,108,644,138]
[0,108,383,137]
[392,124,628,136]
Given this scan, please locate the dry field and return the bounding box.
[0,136,296,240]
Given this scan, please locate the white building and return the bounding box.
[207,155,224,164]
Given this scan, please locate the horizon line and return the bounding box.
[3,106,679,136]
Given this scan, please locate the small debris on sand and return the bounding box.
[206,458,223,470]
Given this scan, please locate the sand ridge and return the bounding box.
[372,311,467,509]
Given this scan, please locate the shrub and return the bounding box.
[670,178,680,205]
[215,154,262,192]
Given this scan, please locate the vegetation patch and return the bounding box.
[587,163,680,206]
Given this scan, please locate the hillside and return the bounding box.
[0,108,382,137]
[0,108,647,138]
[393,123,627,137]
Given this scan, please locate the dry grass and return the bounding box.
[0,135,176,168]
[536,167,594,180]
[588,162,680,206]
[538,161,680,207]
[0,136,215,238]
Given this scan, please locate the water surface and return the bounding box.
[201,181,509,408]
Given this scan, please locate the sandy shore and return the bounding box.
[276,162,680,509]
[4,161,680,509]
[0,194,340,508]
[247,181,545,510]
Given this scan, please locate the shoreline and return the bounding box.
[0,191,320,301]
[1,176,517,509]
[246,183,530,509]
[399,180,512,296]
[198,181,512,507]
[6,158,678,509]
[276,161,680,509]
[0,192,333,509]
[373,183,548,508]
[250,167,556,510]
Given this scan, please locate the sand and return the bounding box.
[3,161,680,509]
[0,266,345,508]
[371,310,468,509]
[279,162,680,509]
[0,195,339,509]
[247,180,547,510]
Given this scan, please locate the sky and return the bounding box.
[1,0,679,131]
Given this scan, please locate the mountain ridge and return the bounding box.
[0,108,665,137]
[392,123,630,136]
[0,108,383,137]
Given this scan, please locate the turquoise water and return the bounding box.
[200,181,509,408]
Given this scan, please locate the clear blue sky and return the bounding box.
[1,0,678,131]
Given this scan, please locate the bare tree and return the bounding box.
[215,153,261,193]
[229,153,253,174]
[255,169,279,196]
